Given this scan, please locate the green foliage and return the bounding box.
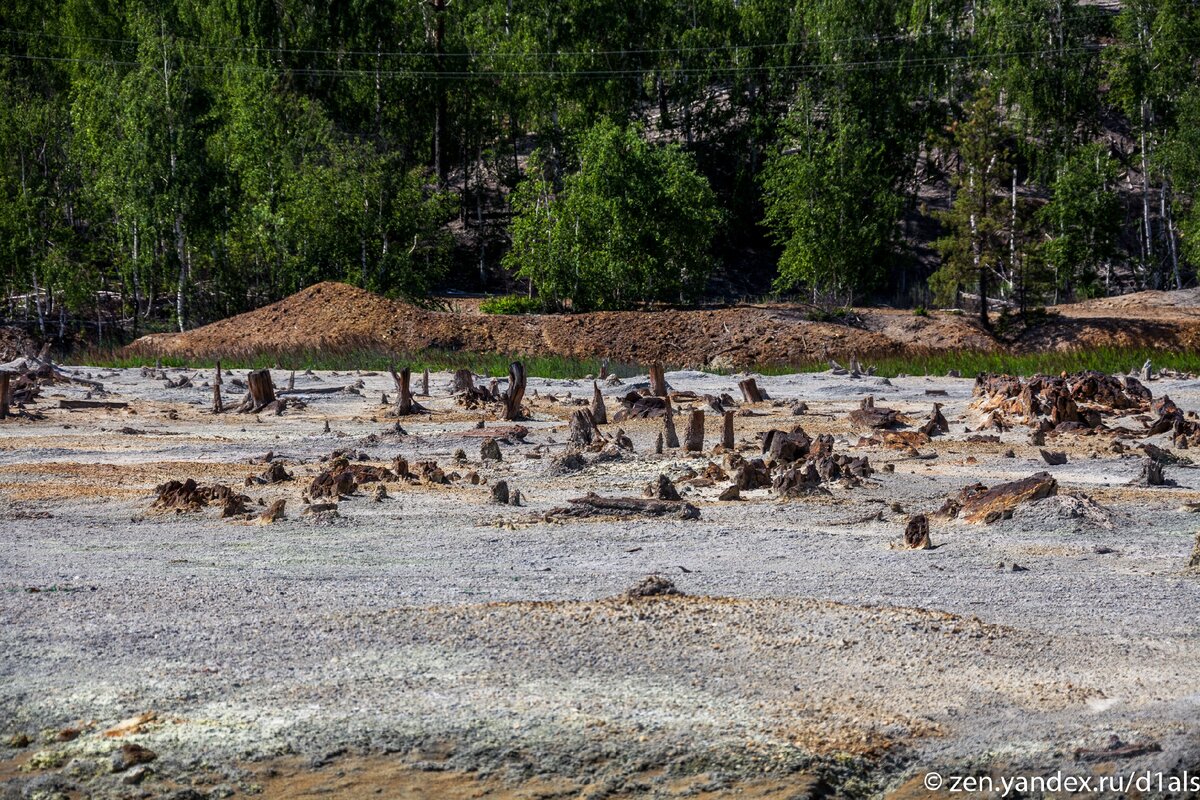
[479,295,543,315]
[1039,143,1122,299]
[762,103,902,300]
[505,119,721,311]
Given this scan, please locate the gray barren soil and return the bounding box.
[1,365,1199,798]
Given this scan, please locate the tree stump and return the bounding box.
[738,378,764,403]
[655,431,664,454]
[663,403,680,448]
[211,361,223,414]
[0,371,9,420]
[904,514,932,549]
[649,362,668,398]
[600,359,609,379]
[390,366,426,415]
[287,370,295,390]
[591,381,607,425]
[684,409,705,452]
[568,409,598,447]
[722,410,735,449]
[246,369,276,412]
[421,368,430,396]
[502,361,527,421]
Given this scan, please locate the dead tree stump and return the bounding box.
[649,362,668,398]
[0,371,9,420]
[568,409,599,447]
[655,431,664,454]
[904,514,932,549]
[246,369,276,412]
[502,361,527,421]
[684,409,705,452]
[663,403,681,449]
[738,378,764,403]
[390,366,426,415]
[600,359,609,379]
[287,370,295,390]
[722,410,735,449]
[591,381,607,425]
[212,361,223,414]
[421,368,430,396]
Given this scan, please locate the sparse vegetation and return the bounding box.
[479,295,543,315]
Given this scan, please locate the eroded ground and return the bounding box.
[2,366,1199,799]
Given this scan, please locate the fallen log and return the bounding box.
[959,472,1058,523]
[58,399,128,410]
[550,492,700,521]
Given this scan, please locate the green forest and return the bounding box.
[2,0,1200,340]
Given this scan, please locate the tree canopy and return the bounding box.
[1,0,1199,339]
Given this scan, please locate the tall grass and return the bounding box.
[752,346,1200,378]
[70,344,1197,380]
[73,345,646,380]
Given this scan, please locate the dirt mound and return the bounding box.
[123,282,987,367]
[123,282,1200,368]
[1055,287,1200,316]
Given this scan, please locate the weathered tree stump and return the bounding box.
[738,378,764,404]
[421,368,430,396]
[663,403,680,448]
[568,408,602,447]
[920,403,949,436]
[211,361,223,414]
[1131,457,1167,486]
[0,371,10,420]
[722,410,735,449]
[287,370,295,390]
[390,366,426,415]
[245,369,276,413]
[644,473,681,501]
[600,359,609,379]
[591,381,607,425]
[904,514,932,549]
[654,431,664,454]
[649,362,668,398]
[848,395,902,429]
[684,409,705,452]
[1040,449,1068,466]
[502,361,527,421]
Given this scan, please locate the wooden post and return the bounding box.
[212,361,223,414]
[649,362,668,398]
[0,371,9,420]
[738,378,764,403]
[591,381,607,425]
[421,368,430,396]
[247,369,275,411]
[663,403,680,448]
[502,361,526,421]
[684,409,705,452]
[722,410,734,449]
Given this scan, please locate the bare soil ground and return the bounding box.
[1,363,1199,798]
[122,283,1200,368]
